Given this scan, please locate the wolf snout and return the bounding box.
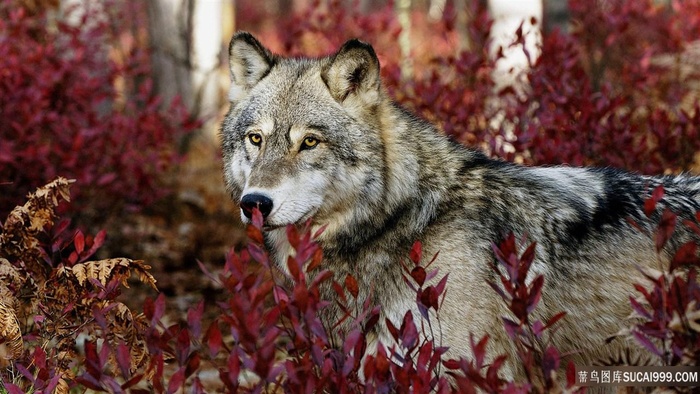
[240,193,273,219]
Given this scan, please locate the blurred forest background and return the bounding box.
[2,0,700,315]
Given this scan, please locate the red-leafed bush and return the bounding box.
[0,2,200,224]
[500,0,700,173]
[624,186,700,366]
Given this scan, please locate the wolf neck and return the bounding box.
[314,101,460,260]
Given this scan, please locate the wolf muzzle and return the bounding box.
[240,193,273,219]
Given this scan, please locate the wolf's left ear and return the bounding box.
[322,39,381,106]
[228,32,274,103]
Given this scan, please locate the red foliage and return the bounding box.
[53,212,574,393]
[502,0,700,173]
[0,2,200,223]
[628,188,700,366]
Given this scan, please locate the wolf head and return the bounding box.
[221,32,390,229]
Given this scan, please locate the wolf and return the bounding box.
[220,31,700,377]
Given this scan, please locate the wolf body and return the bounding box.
[221,32,700,376]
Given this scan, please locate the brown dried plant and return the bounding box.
[0,177,158,391]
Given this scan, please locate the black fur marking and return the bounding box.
[256,57,277,82]
[565,169,645,244]
[459,151,510,174]
[348,66,365,93]
[593,170,644,227]
[328,199,417,261]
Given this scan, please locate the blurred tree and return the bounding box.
[146,0,224,121]
[543,0,569,33]
[146,0,193,111]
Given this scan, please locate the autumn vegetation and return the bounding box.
[1,0,700,392]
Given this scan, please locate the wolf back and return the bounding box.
[220,31,700,376]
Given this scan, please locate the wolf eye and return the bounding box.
[301,136,319,150]
[248,133,262,146]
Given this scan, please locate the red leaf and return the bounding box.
[33,346,47,369]
[332,281,347,304]
[286,255,301,281]
[655,209,677,252]
[313,223,328,239]
[410,241,422,265]
[74,230,84,254]
[502,317,520,339]
[400,312,418,349]
[91,229,106,251]
[566,361,577,388]
[246,224,264,245]
[143,297,155,320]
[631,330,662,357]
[187,301,204,338]
[306,248,324,272]
[435,273,449,297]
[527,275,544,312]
[411,266,427,287]
[345,274,359,298]
[152,293,166,322]
[442,359,461,370]
[488,280,508,301]
[644,198,656,217]
[342,329,361,354]
[166,368,185,394]
[543,311,567,330]
[670,242,700,272]
[364,307,380,332]
[3,384,25,394]
[644,185,664,217]
[470,334,489,368]
[541,345,560,377]
[121,374,145,390]
[683,219,700,236]
[286,224,300,250]
[293,282,309,310]
[185,353,201,378]
[417,340,433,369]
[374,346,391,376]
[53,218,71,237]
[630,297,651,320]
[386,318,399,341]
[251,207,264,229]
[419,286,440,310]
[510,297,529,322]
[520,241,537,270]
[83,342,100,378]
[116,342,131,378]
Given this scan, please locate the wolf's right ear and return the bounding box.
[228,32,274,103]
[322,39,381,107]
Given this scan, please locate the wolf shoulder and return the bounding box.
[439,149,700,242]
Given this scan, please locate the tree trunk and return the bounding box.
[146,0,194,112]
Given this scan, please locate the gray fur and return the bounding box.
[220,32,700,377]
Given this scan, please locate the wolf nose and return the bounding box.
[240,193,273,219]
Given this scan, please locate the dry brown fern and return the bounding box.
[0,176,73,283]
[0,178,161,389]
[0,300,22,369]
[68,258,157,290]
